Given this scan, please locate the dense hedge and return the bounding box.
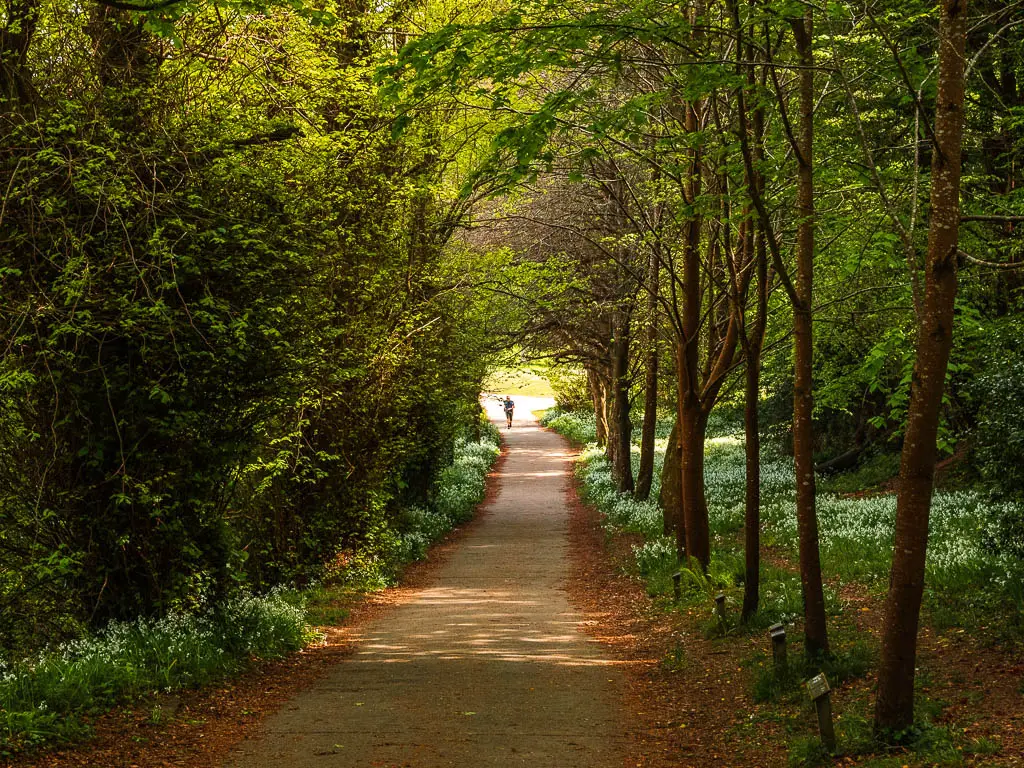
[0,9,497,655]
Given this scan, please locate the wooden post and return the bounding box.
[807,673,836,752]
[672,571,682,603]
[769,623,787,670]
[714,592,726,621]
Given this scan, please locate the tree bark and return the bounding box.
[733,0,768,622]
[611,309,634,493]
[679,392,709,567]
[790,9,829,657]
[742,228,768,621]
[660,418,682,538]
[677,87,709,569]
[875,0,968,733]
[588,367,608,447]
[635,244,661,501]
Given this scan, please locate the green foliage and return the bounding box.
[0,2,503,667]
[819,454,900,494]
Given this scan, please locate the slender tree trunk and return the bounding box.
[742,229,768,621]
[672,347,689,559]
[678,89,709,569]
[660,418,681,538]
[636,245,661,500]
[875,0,968,733]
[612,310,634,493]
[603,372,618,466]
[790,9,829,657]
[733,0,767,621]
[589,368,608,447]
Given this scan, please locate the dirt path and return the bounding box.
[226,397,629,767]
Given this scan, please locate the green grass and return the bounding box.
[748,639,873,704]
[483,366,555,397]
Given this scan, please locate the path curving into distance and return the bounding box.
[226,396,628,768]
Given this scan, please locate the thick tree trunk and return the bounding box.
[635,245,661,501]
[611,310,634,493]
[875,0,967,733]
[0,0,39,109]
[789,10,829,657]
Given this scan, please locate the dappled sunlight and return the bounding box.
[347,585,613,667]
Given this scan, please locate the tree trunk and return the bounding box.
[635,245,661,500]
[611,310,634,493]
[660,419,681,538]
[742,229,768,622]
[679,396,710,568]
[0,0,39,110]
[875,0,968,733]
[790,9,829,657]
[589,367,608,447]
[677,85,708,568]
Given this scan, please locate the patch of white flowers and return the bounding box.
[399,433,500,561]
[577,448,663,537]
[0,588,310,737]
[552,410,1024,603]
[539,409,598,445]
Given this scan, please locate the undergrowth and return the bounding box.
[543,407,1021,766]
[542,409,1024,637]
[0,589,311,753]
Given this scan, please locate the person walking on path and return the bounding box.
[502,396,515,429]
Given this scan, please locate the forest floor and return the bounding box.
[9,402,1022,768]
[565,480,1024,768]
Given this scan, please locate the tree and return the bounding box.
[874,0,969,733]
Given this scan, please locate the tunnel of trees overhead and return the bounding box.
[1,0,1023,747]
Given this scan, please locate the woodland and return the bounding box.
[0,0,1023,764]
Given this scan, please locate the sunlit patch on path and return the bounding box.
[226,395,627,767]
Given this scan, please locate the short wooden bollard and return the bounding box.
[769,623,787,670]
[714,592,726,621]
[807,673,836,752]
[672,572,682,603]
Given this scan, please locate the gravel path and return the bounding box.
[226,397,628,767]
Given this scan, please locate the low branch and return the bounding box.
[959,249,1024,270]
[94,0,182,11]
[961,214,1024,222]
